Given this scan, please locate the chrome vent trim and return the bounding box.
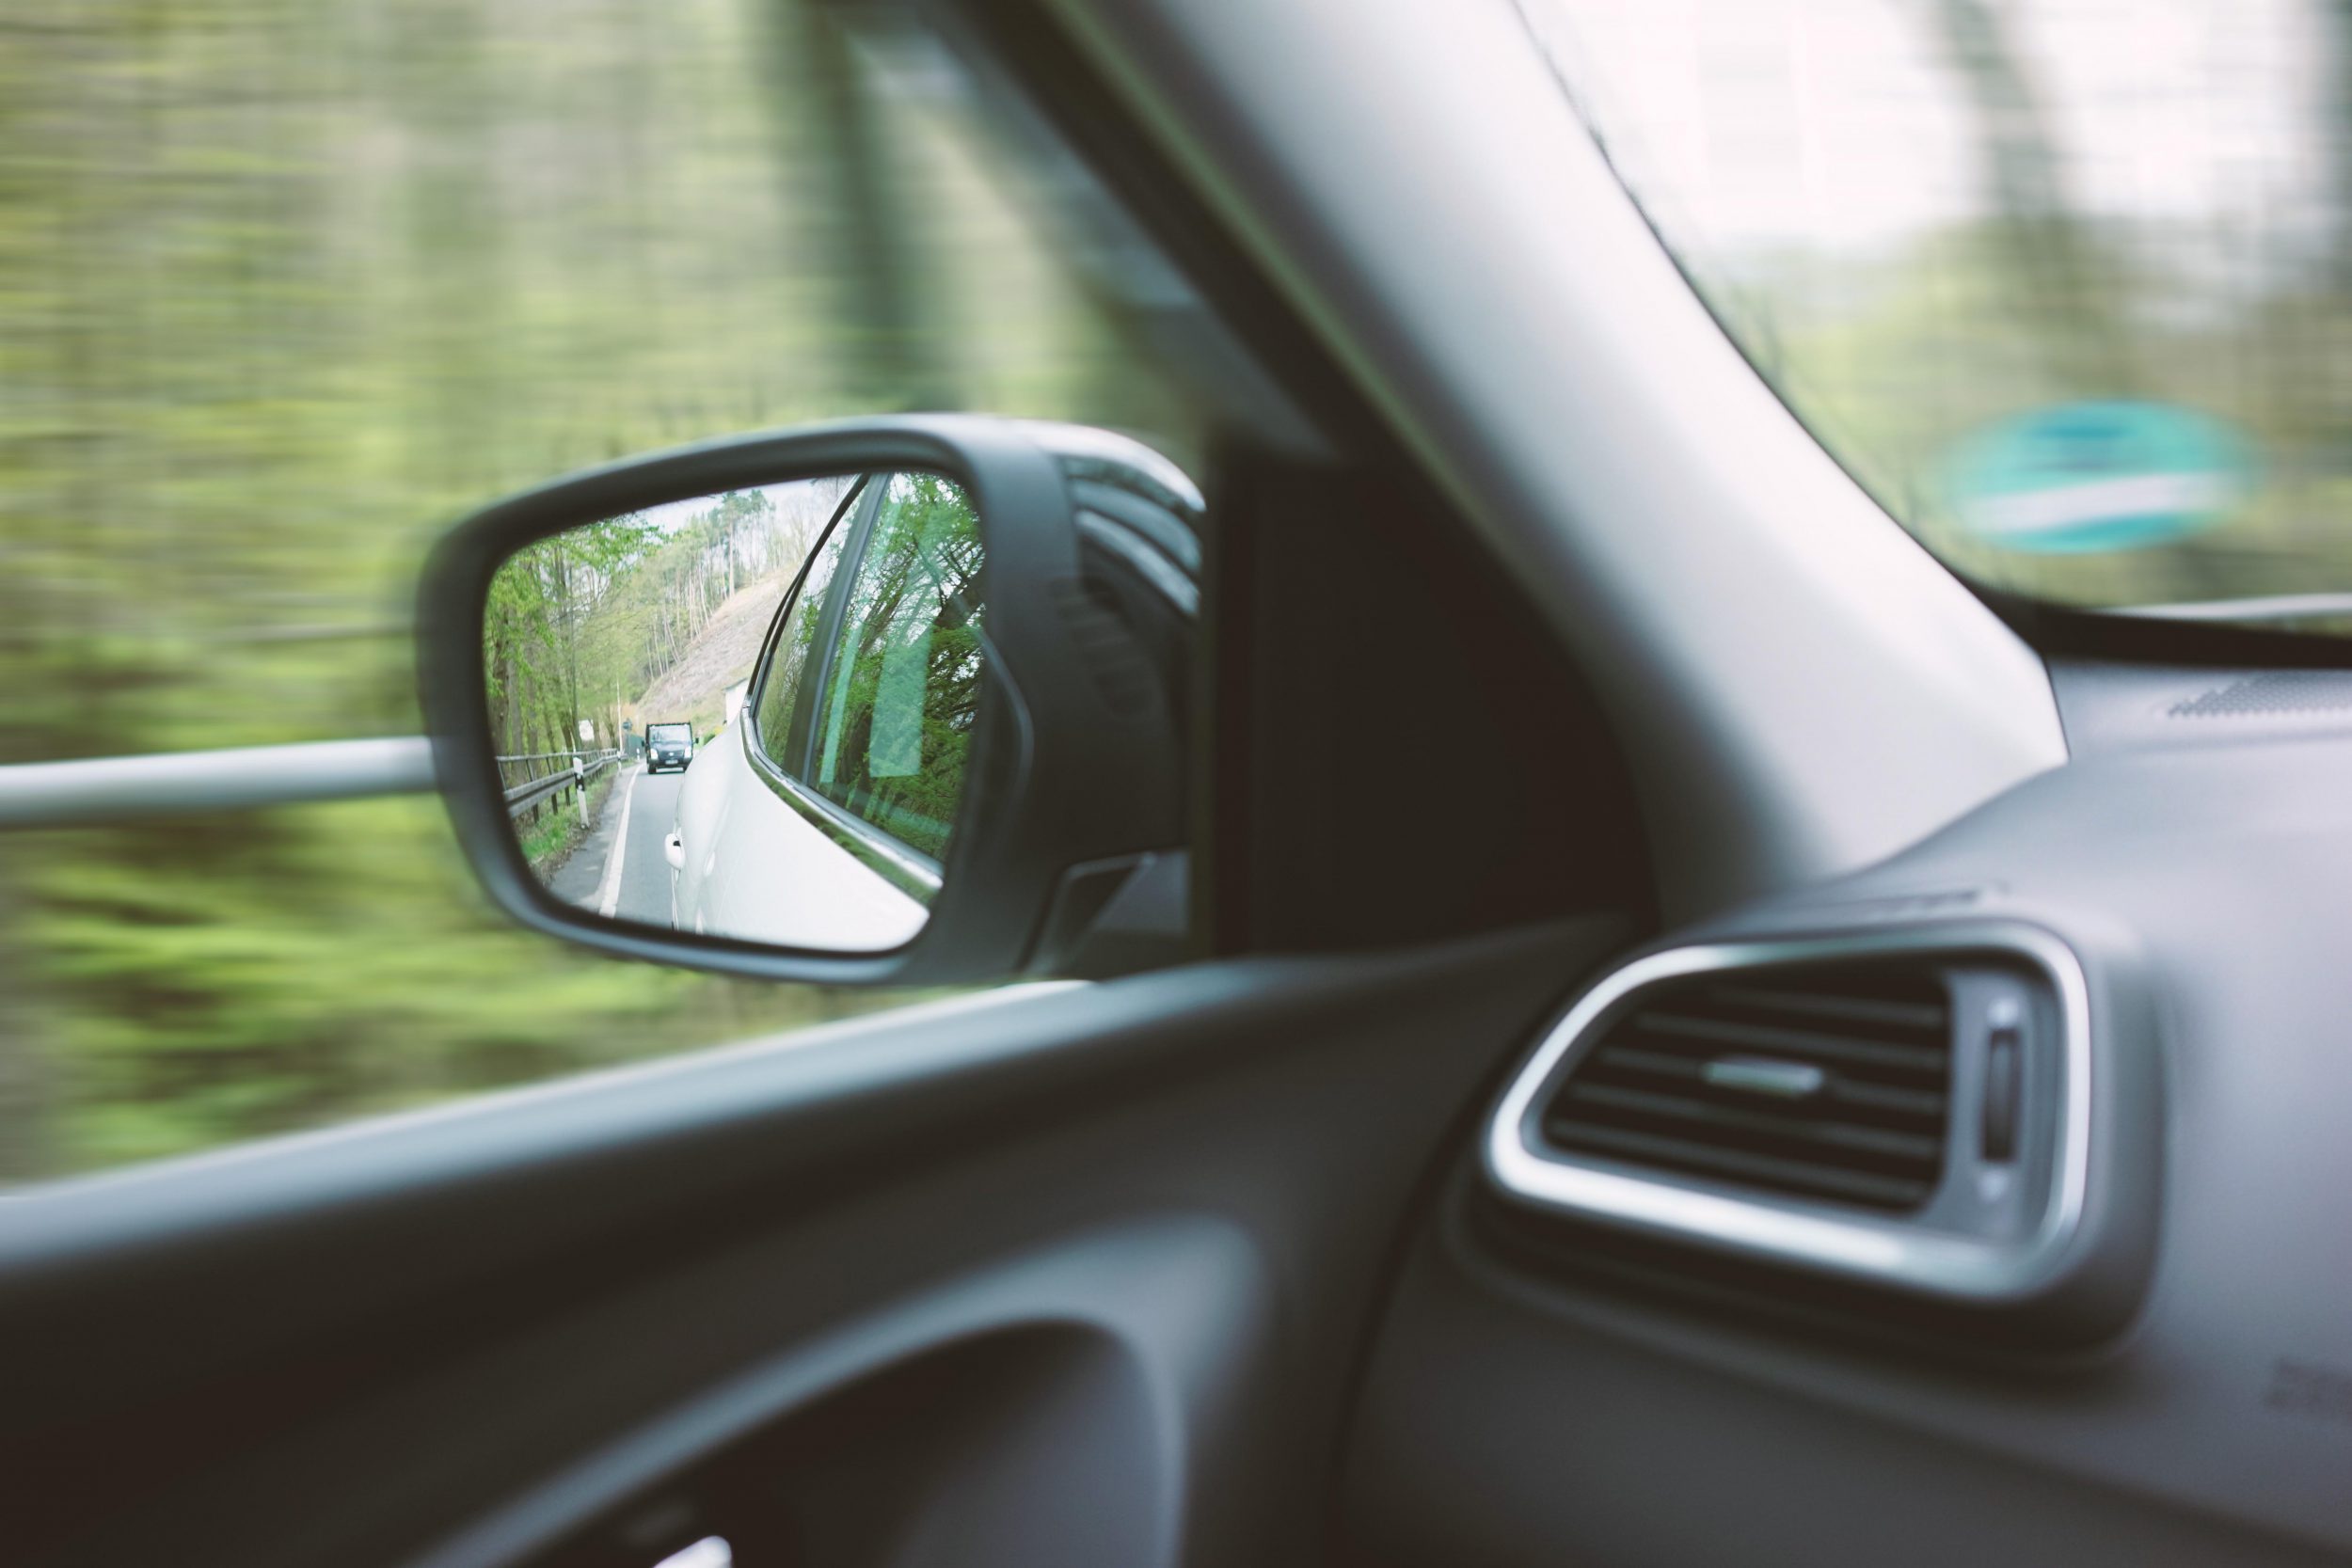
[1485,922,2092,1303]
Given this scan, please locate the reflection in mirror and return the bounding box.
[483,470,984,955]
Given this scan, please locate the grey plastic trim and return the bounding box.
[0,736,435,828]
[1484,922,2092,1303]
[1022,419,1206,515]
[1077,511,1200,616]
[398,1215,1257,1568]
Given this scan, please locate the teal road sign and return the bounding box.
[1946,401,2252,554]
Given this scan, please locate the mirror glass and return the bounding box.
[483,470,985,953]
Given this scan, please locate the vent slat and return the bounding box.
[1629,1010,1947,1079]
[1822,1077,1947,1119]
[1591,1044,1947,1125]
[1548,1123,1939,1210]
[1538,960,1955,1215]
[1696,982,1948,1036]
[1554,1082,1944,1165]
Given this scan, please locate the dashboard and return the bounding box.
[1342,661,2352,1565]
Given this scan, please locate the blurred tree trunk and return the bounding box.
[2328,1,2352,295]
[2310,0,2352,475]
[1928,0,2137,395]
[1924,0,2261,602]
[0,848,54,1182]
[768,2,957,410]
[0,5,124,1180]
[391,0,512,501]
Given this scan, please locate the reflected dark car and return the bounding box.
[644,721,694,774]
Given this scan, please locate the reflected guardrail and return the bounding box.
[498,748,623,822]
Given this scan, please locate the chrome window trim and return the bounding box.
[1484,921,2093,1303]
[739,726,945,903]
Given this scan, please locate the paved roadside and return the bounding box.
[546,764,638,910]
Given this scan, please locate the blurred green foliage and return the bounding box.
[1541,0,2352,622]
[0,0,1198,1180]
[1718,219,2352,613]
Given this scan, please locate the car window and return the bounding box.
[753,491,865,777]
[1524,0,2352,634]
[803,473,985,860]
[2,1,1219,1183]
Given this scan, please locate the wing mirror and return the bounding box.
[416,417,1200,984]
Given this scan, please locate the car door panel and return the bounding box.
[679,724,929,951]
[3,917,1623,1567]
[664,469,938,953]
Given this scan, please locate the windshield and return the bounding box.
[1525,0,2352,633]
[648,725,691,744]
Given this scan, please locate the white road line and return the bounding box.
[595,766,640,919]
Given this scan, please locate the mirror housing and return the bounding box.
[417,415,1201,985]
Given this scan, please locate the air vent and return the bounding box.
[1496,926,2145,1335]
[1536,962,1951,1213]
[1486,925,2101,1305]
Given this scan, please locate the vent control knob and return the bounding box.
[1701,1055,1827,1100]
[1982,995,2024,1163]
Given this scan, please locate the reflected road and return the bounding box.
[546,764,685,929]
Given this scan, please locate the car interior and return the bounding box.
[6,1,2351,1566]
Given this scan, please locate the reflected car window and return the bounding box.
[754,495,861,775]
[805,473,984,860]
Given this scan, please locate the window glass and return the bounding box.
[754,499,861,773]
[0,0,1228,1183]
[1525,0,2352,632]
[804,474,985,860]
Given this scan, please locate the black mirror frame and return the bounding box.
[417,414,1191,986]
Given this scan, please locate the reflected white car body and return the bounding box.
[666,721,928,953]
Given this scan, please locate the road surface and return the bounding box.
[543,763,685,928]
